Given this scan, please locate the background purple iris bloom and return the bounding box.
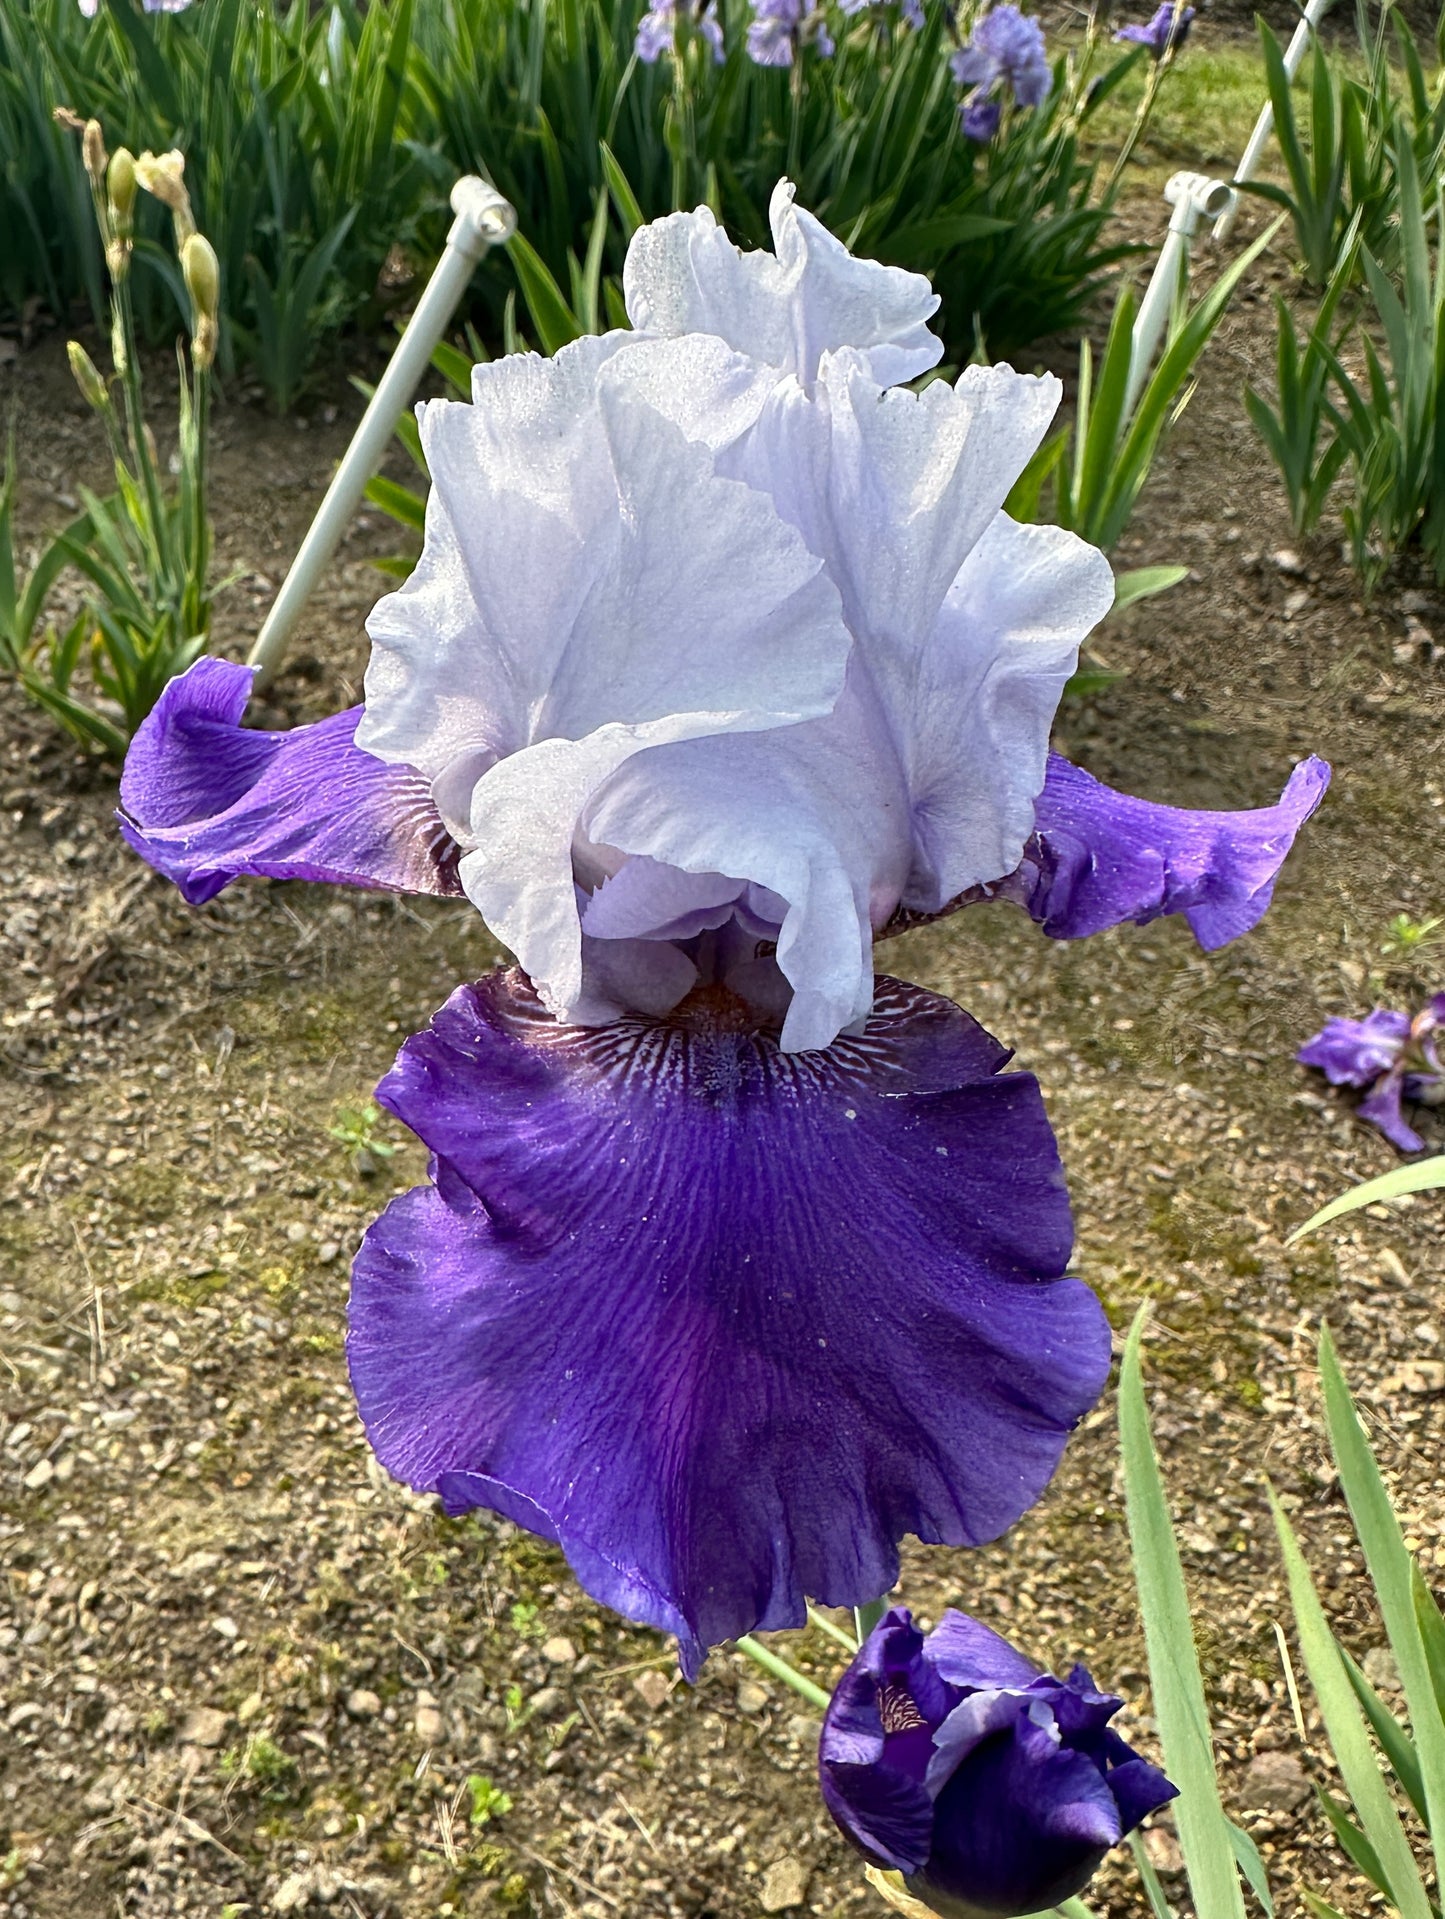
[1299,996,1445,1152]
[820,1607,1176,1916]
[950,5,1051,111]
[747,0,803,64]
[961,98,1003,142]
[636,0,725,63]
[1114,2,1196,54]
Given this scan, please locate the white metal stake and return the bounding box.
[248,175,517,687]
[1213,0,1338,244]
[1125,170,1235,419]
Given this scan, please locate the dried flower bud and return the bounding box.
[82,119,107,188]
[134,148,196,246]
[52,106,86,133]
[108,148,137,228]
[111,310,128,379]
[67,340,108,412]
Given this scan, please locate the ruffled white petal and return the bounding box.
[583,671,913,1051]
[901,515,1115,910]
[623,180,942,389]
[448,375,851,1019]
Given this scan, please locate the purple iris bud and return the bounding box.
[950,5,1051,111]
[1299,996,1445,1153]
[815,18,837,54]
[747,0,802,63]
[1115,2,1196,54]
[961,97,1002,141]
[901,0,926,25]
[819,1607,1177,1917]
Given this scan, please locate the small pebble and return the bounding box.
[1241,1750,1310,1812]
[632,1670,671,1711]
[22,1457,54,1491]
[180,1706,231,1748]
[541,1635,577,1666]
[345,1688,382,1719]
[736,1680,770,1716]
[759,1857,810,1912]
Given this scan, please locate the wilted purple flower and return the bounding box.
[951,5,1051,109]
[961,97,1002,141]
[119,182,1327,1678]
[1115,2,1196,55]
[1300,997,1445,1152]
[820,1608,1177,1915]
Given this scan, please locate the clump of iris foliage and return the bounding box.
[2,0,1162,404]
[1241,3,1445,590]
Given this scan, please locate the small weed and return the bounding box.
[221,1732,297,1791]
[1381,911,1445,964]
[328,1100,397,1176]
[508,1600,543,1639]
[466,1773,513,1828]
[502,1683,535,1737]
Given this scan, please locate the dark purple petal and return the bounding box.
[923,1711,1120,1913]
[961,98,1004,142]
[1298,1010,1410,1086]
[820,1760,937,1877]
[1358,1074,1427,1154]
[923,1610,1040,1693]
[1106,1756,1179,1834]
[117,657,462,904]
[1007,752,1329,949]
[348,970,1110,1676]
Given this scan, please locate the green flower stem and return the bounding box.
[806,1605,860,1653]
[854,1596,889,1646]
[734,1635,833,1712]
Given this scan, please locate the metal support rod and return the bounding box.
[248,175,517,688]
[1124,170,1234,418]
[1213,0,1337,244]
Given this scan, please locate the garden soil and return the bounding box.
[3,192,1445,1919]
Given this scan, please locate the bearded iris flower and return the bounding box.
[949,6,1052,115]
[120,183,1327,1676]
[1299,996,1445,1152]
[636,0,725,64]
[820,1607,1176,1916]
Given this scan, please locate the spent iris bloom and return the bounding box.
[950,5,1051,111]
[820,1607,1177,1916]
[120,182,1327,1677]
[1114,2,1196,55]
[1299,995,1445,1152]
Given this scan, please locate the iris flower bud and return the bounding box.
[108,148,137,227]
[181,233,220,370]
[819,1607,1176,1918]
[67,340,108,412]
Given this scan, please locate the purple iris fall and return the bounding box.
[820,1607,1177,1916]
[950,5,1051,113]
[118,182,1327,1677]
[1299,995,1445,1152]
[1114,2,1196,55]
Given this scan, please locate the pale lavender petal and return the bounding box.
[117,658,461,904]
[622,181,943,389]
[1007,753,1330,948]
[347,970,1109,1676]
[1358,1075,1427,1153]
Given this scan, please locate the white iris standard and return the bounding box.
[359,183,1115,1052]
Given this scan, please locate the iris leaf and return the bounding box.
[1287,1156,1445,1241]
[1268,1482,1433,1919]
[1119,1310,1249,1919]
